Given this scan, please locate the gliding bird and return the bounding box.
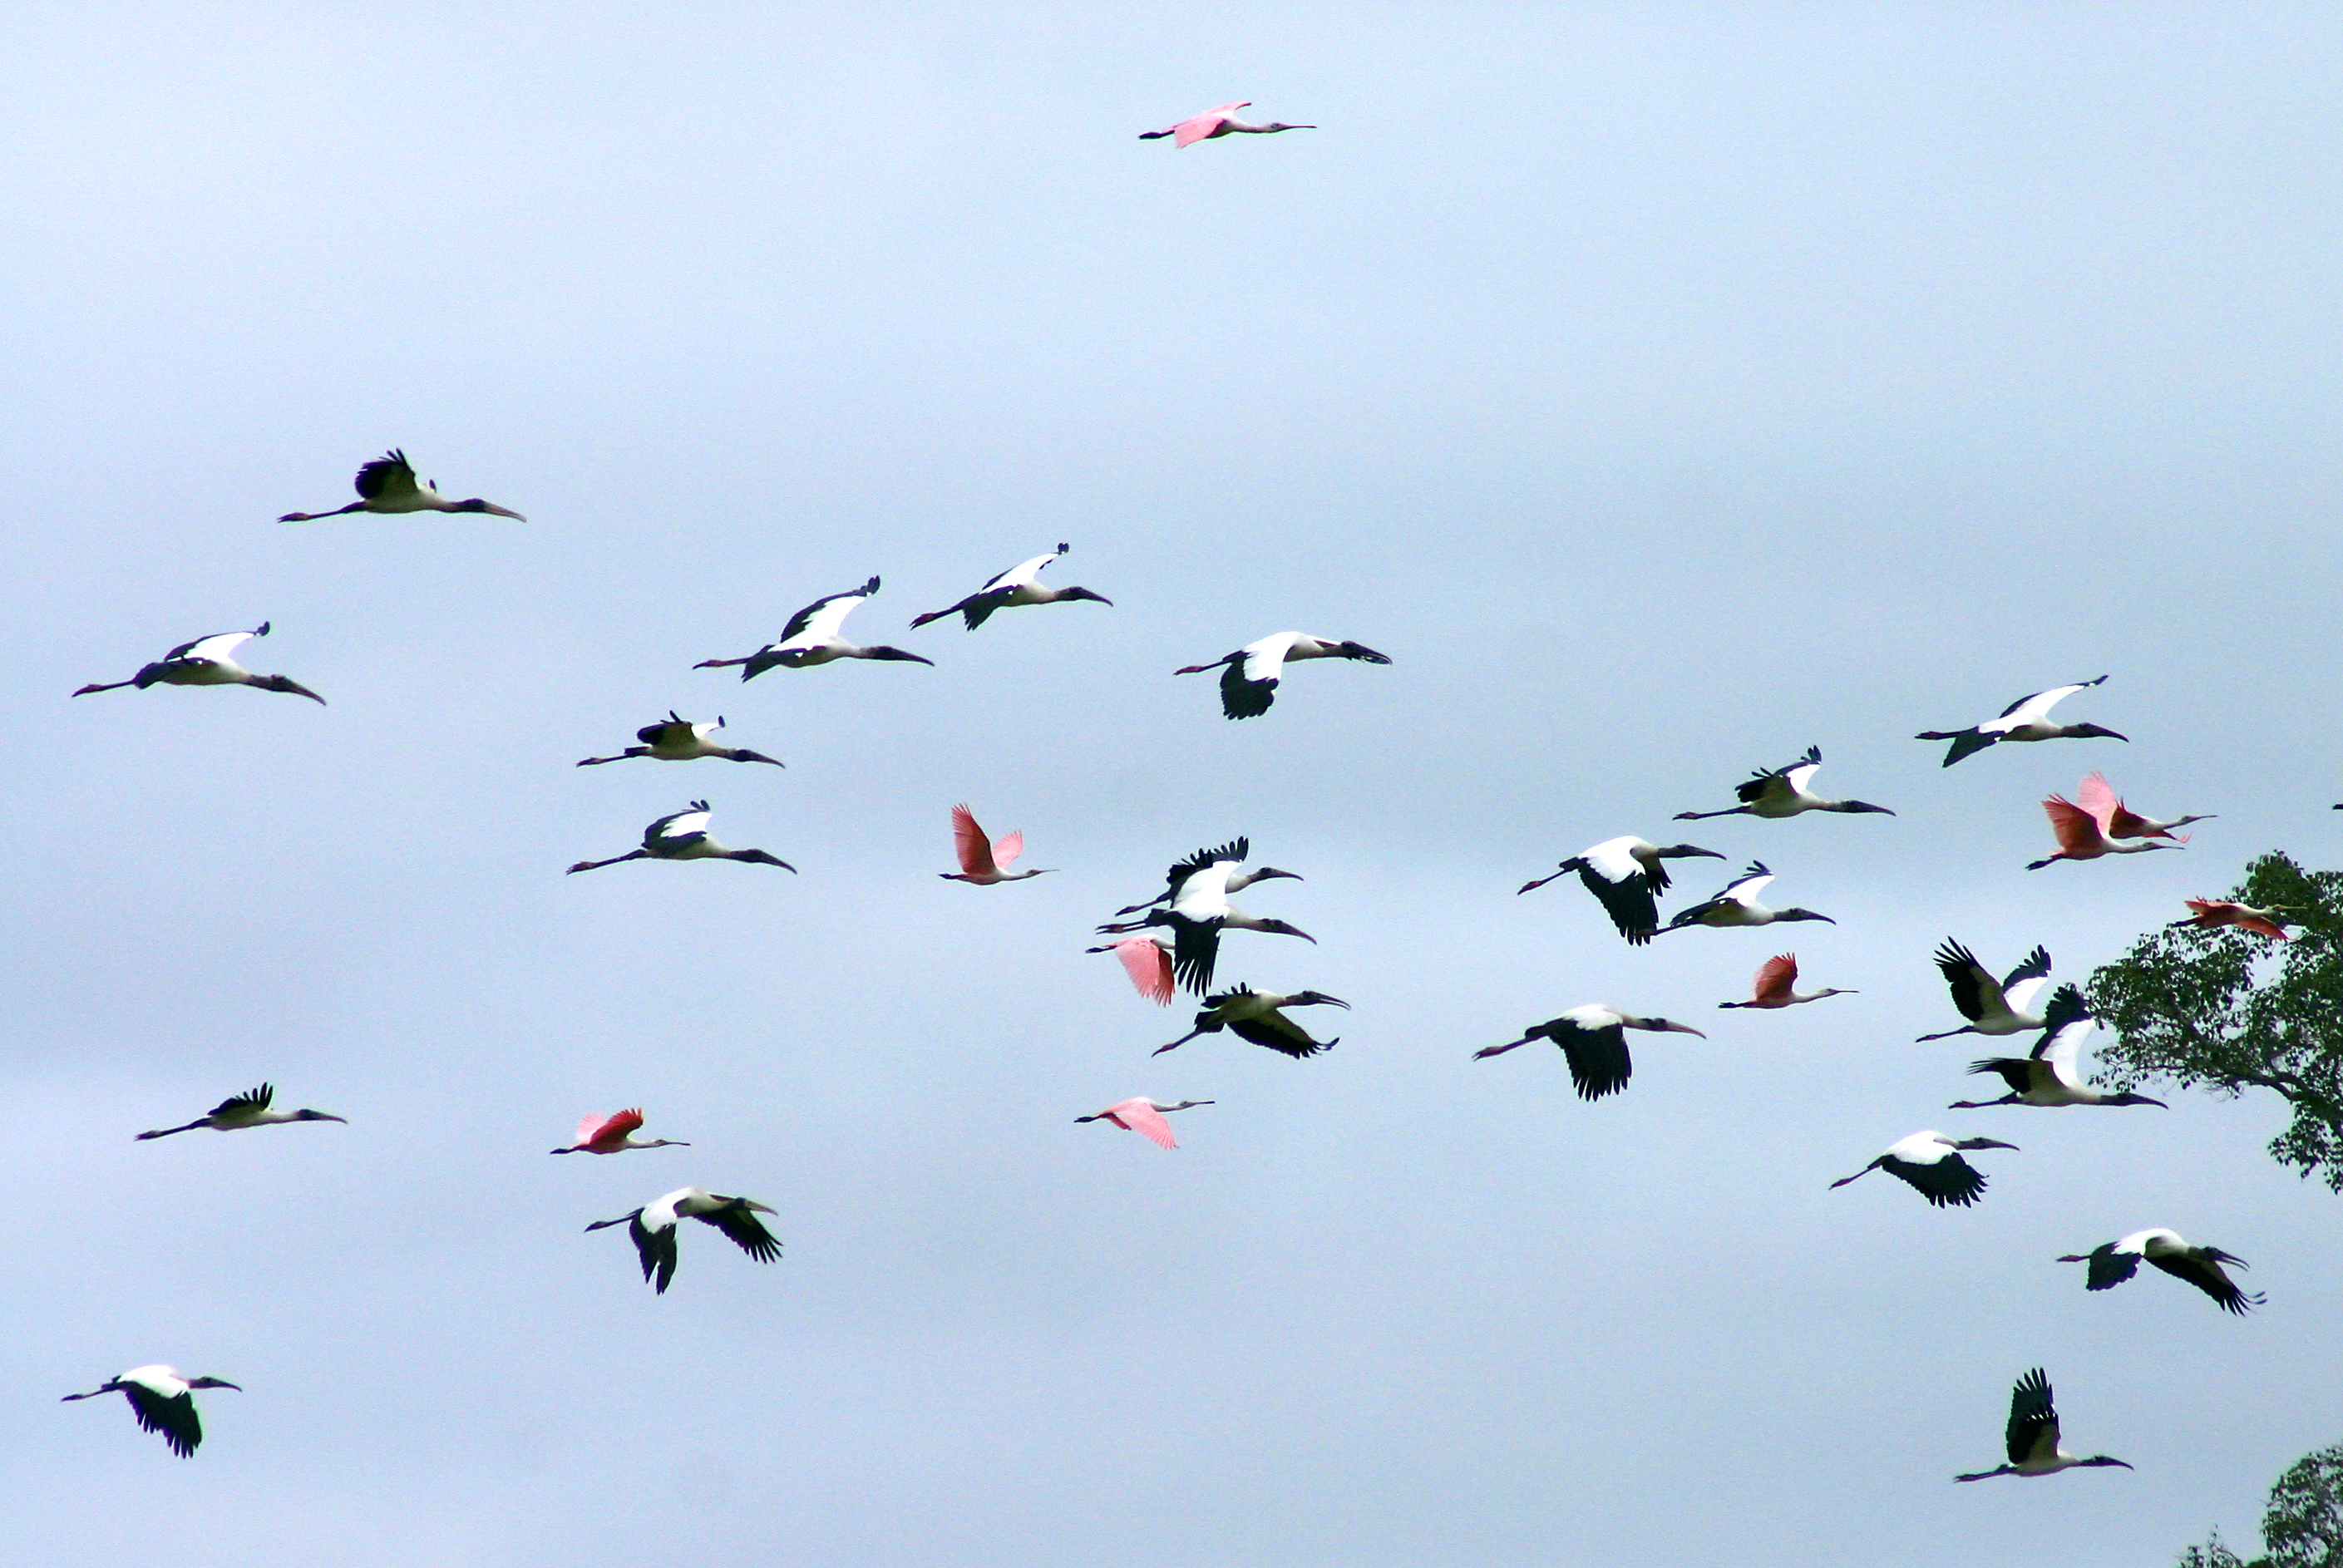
[694,577,933,678]
[909,544,1111,630]
[1472,1004,1705,1102]
[1830,1130,2018,1207]
[2026,788,2185,870]
[585,1187,781,1294]
[941,804,1054,885]
[1718,954,1854,1010]
[1154,986,1347,1057]
[62,1367,239,1457]
[1518,836,1724,945]
[2057,1230,2263,1314]
[136,1083,345,1140]
[577,713,781,767]
[1138,101,1315,145]
[2171,899,2296,941]
[567,800,795,874]
[1954,1368,2132,1482]
[1916,940,2053,1042]
[1674,746,1895,821]
[551,1109,689,1156]
[1176,632,1389,719]
[1659,862,1834,933]
[1949,987,2166,1110]
[1076,1098,1214,1148]
[1916,676,2125,767]
[279,449,524,521]
[72,623,324,704]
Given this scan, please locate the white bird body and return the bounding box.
[1831,1130,2018,1207]
[279,449,525,522]
[578,713,781,767]
[1096,843,1311,994]
[1917,677,2126,767]
[1956,1368,2131,1482]
[1660,862,1833,932]
[1473,1003,1707,1101]
[1675,746,1895,821]
[567,800,796,875]
[1950,988,2167,1109]
[910,545,1112,630]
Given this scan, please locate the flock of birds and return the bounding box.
[53,104,2304,1493]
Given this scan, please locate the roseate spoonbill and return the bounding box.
[1472,1005,1704,1102]
[1718,954,1854,1010]
[1112,836,1302,916]
[62,1367,239,1457]
[1176,633,1389,719]
[567,800,795,874]
[1095,860,1314,996]
[941,804,1054,885]
[1518,836,1724,945]
[1955,1369,2131,1482]
[1659,863,1834,933]
[1916,940,2053,1041]
[2057,1230,2263,1314]
[2171,899,2296,940]
[695,577,933,678]
[1916,676,2125,767]
[279,449,523,520]
[585,1187,780,1294]
[1154,986,1347,1057]
[1674,746,1895,821]
[1138,102,1315,145]
[136,1083,345,1140]
[1087,933,1177,1005]
[72,623,324,704]
[2074,772,2212,841]
[2025,789,2185,870]
[1076,1098,1214,1148]
[1949,987,2165,1110]
[1830,1131,2018,1207]
[577,713,781,767]
[909,544,1112,630]
[550,1109,689,1155]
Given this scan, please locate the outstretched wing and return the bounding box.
[1174,103,1247,146]
[1166,838,1248,898]
[1995,678,2100,729]
[581,1109,643,1146]
[646,803,713,850]
[629,1214,679,1293]
[2075,772,2122,834]
[120,1383,202,1457]
[353,449,417,502]
[1110,1100,1179,1148]
[695,1203,782,1263]
[951,805,998,876]
[2079,1242,2143,1291]
[1750,954,1798,1003]
[2043,796,2102,855]
[1886,1151,1987,1207]
[2005,1368,2059,1467]
[980,549,1062,594]
[1226,1008,1334,1059]
[210,1083,274,1117]
[1555,1020,1632,1102]
[1737,746,1821,806]
[165,628,263,664]
[777,577,880,648]
[1933,939,1995,1021]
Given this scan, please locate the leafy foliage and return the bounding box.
[2177,1531,2251,1568]
[2262,1442,2343,1568]
[2089,852,2343,1189]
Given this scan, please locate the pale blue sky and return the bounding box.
[5,6,2341,1564]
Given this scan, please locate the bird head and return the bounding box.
[186,1377,242,1391]
[734,850,797,870]
[1247,866,1305,884]
[2069,724,2128,742]
[1639,1018,1708,1038]
[1337,641,1392,663]
[2107,1092,2168,1108]
[256,674,328,704]
[1660,845,1728,860]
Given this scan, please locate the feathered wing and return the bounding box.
[950,805,997,876]
[582,1109,644,1146]
[696,1204,782,1263]
[2079,1243,2143,1291]
[777,577,879,648]
[211,1083,274,1117]
[1224,1008,1334,1059]
[1111,939,1176,1005]
[353,449,417,502]
[2004,1368,2060,1467]
[1559,1027,1632,1101]
[1750,954,1797,1003]
[120,1383,203,1457]
[631,1215,679,1293]
[1112,1101,1179,1149]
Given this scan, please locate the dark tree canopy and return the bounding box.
[2089,852,2343,1189]
[2179,1440,2343,1568]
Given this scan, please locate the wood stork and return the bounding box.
[1949,986,2166,1109]
[1718,954,1854,1010]
[1154,986,1347,1057]
[566,800,795,874]
[1518,836,1724,945]
[1086,933,1177,1005]
[62,1367,239,1457]
[1916,676,2125,767]
[1472,1005,1705,1102]
[1176,633,1389,720]
[694,577,933,678]
[72,623,325,704]
[942,804,1054,885]
[576,713,782,767]
[1916,939,2053,1042]
[1954,1368,2132,1482]
[1095,858,1314,996]
[278,449,524,520]
[2026,788,2186,870]
[585,1187,781,1294]
[1076,1098,1214,1148]
[1659,862,1833,933]
[1112,836,1302,916]
[550,1109,689,1156]
[1139,101,1315,145]
[1674,746,1895,821]
[2171,899,2296,941]
[1830,1131,2018,1207]
[2057,1230,2264,1314]
[908,544,1112,630]
[2075,771,2212,841]
[136,1083,344,1139]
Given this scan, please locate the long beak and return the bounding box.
[479,502,526,520]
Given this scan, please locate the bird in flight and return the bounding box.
[279,449,524,521]
[62,1366,240,1457]
[136,1083,345,1140]
[1139,102,1315,146]
[72,624,325,704]
[1954,1368,2132,1482]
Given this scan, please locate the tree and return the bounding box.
[2089,851,2343,1190]
[2179,1442,2343,1568]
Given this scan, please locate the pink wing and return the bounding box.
[991,831,1024,870]
[1174,102,1248,147]
[2075,772,2121,835]
[2043,796,2101,855]
[1751,954,1797,1003]
[1110,1099,1178,1149]
[2238,915,2291,941]
[950,804,996,876]
[584,1108,644,1147]
[1112,938,1176,1005]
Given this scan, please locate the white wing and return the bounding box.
[652,809,712,845]
[980,550,1060,593]
[1240,632,1303,686]
[1170,860,1237,918]
[2002,976,2050,1017]
[177,631,257,663]
[1725,871,1776,906]
[1783,761,1823,796]
[1989,683,2089,734]
[778,588,872,652]
[2034,1018,2092,1089]
[1581,836,1644,884]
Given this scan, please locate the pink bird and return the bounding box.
[550,1109,690,1156]
[2026,790,2183,870]
[1717,953,1856,1010]
[941,804,1055,885]
[1138,101,1315,147]
[2171,899,2295,941]
[1075,1097,1213,1149]
[1085,933,1177,1005]
[2075,772,2212,841]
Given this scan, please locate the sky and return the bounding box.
[4,4,2341,1564]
